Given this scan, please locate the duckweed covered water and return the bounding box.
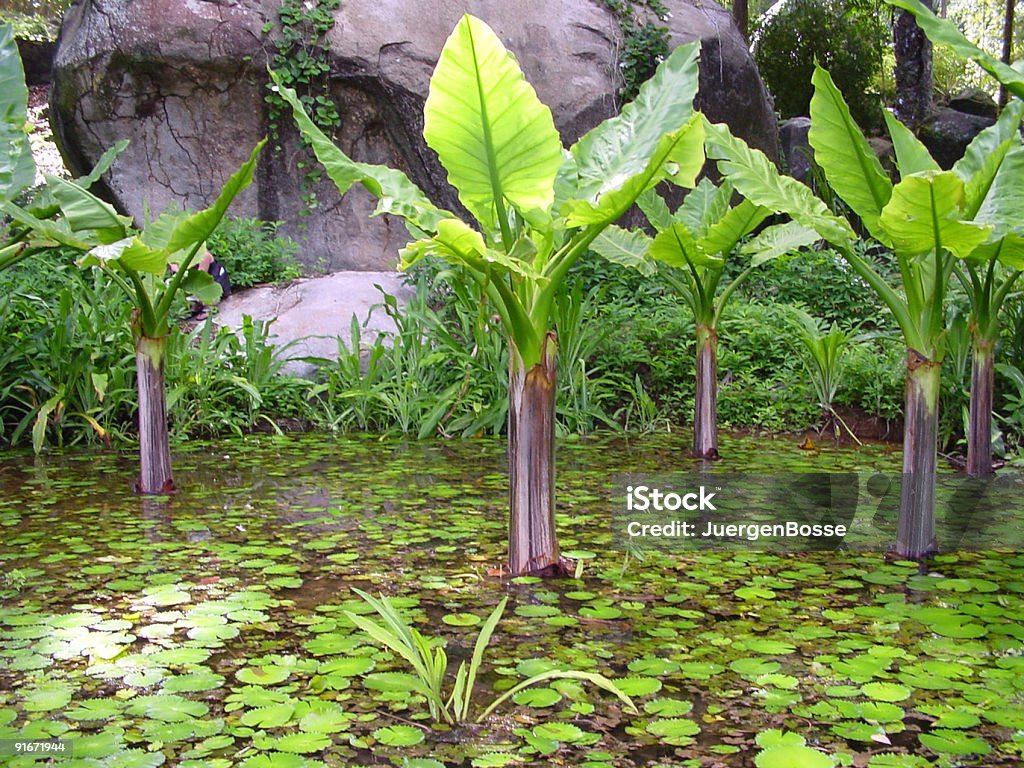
[1,433,1022,767]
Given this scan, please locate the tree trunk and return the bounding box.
[893,0,934,129]
[507,332,563,576]
[694,323,719,459]
[897,349,940,559]
[1000,0,1015,108]
[733,0,749,43]
[135,335,174,494]
[966,337,995,476]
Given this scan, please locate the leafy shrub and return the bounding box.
[206,216,302,289]
[740,245,895,330]
[754,0,887,129]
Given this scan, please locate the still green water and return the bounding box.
[0,433,1021,767]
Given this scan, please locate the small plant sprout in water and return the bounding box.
[344,588,637,725]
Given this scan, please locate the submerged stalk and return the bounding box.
[966,337,995,477]
[694,323,719,460]
[897,349,940,559]
[507,332,563,576]
[135,335,174,494]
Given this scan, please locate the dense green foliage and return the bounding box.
[754,0,888,128]
[206,216,301,289]
[0,0,70,41]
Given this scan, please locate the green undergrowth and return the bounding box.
[0,434,1022,766]
[2,239,1024,462]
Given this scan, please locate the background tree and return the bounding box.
[274,15,705,575]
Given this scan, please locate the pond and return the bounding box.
[1,433,1022,767]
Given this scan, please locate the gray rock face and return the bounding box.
[779,117,812,183]
[919,107,995,170]
[948,87,997,120]
[52,0,776,271]
[213,271,414,377]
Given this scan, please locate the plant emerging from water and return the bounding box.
[273,14,705,575]
[345,589,637,725]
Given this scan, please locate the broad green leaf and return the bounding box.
[637,187,673,232]
[962,138,1013,219]
[698,199,771,257]
[272,70,448,237]
[953,100,1024,183]
[879,172,991,258]
[166,141,265,253]
[883,111,939,177]
[181,268,223,304]
[76,139,130,190]
[46,174,130,241]
[650,222,719,268]
[755,745,834,768]
[373,724,425,746]
[0,24,35,203]
[590,225,655,275]
[119,238,171,275]
[809,65,892,243]
[676,178,732,236]
[565,114,704,226]
[976,144,1024,235]
[741,221,820,267]
[424,14,562,231]
[572,42,700,202]
[885,0,1024,99]
[1,200,93,249]
[703,118,854,245]
[400,218,487,269]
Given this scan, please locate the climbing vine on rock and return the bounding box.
[263,0,342,213]
[595,0,671,102]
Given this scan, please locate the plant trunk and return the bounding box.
[966,338,995,476]
[1000,0,1014,108]
[897,349,940,559]
[135,335,174,494]
[733,0,749,42]
[694,324,719,459]
[893,0,934,129]
[508,332,563,576]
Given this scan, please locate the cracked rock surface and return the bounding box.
[51,0,776,272]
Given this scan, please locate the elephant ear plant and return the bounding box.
[0,22,40,271]
[703,65,1021,558]
[3,141,265,493]
[595,180,817,458]
[272,14,705,575]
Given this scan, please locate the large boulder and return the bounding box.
[919,107,995,170]
[52,0,776,271]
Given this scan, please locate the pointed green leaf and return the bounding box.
[953,100,1024,182]
[590,225,655,275]
[572,41,700,202]
[809,65,892,243]
[46,175,131,241]
[741,221,820,266]
[885,0,1024,99]
[650,222,720,268]
[704,118,854,245]
[880,171,991,258]
[565,114,704,226]
[698,198,771,257]
[0,23,35,203]
[637,188,673,232]
[1,200,93,249]
[424,14,563,231]
[676,178,731,237]
[883,111,939,176]
[272,70,448,237]
[976,144,1024,235]
[166,140,264,253]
